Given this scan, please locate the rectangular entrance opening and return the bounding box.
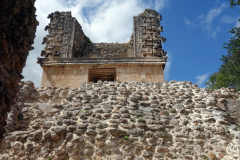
[89,68,116,83]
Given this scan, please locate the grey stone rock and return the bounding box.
[108,128,128,136]
[51,126,66,134]
[38,103,53,112]
[33,130,42,140]
[129,129,145,137]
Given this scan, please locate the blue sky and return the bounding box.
[162,0,240,87]
[23,0,240,88]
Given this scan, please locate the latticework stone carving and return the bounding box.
[40,9,167,61]
[130,9,167,60]
[41,11,90,58]
[41,11,72,58]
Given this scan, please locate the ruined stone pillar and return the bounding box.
[131,9,167,60]
[41,11,89,58]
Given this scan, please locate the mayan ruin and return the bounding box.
[37,9,168,88]
[0,0,240,159]
[1,81,240,160]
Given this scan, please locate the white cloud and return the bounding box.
[221,15,238,24]
[184,18,191,25]
[164,51,172,81]
[210,26,221,38]
[22,0,168,87]
[184,17,198,28]
[154,0,168,11]
[195,72,210,88]
[236,21,240,27]
[235,17,240,27]
[184,3,228,38]
[201,3,228,31]
[22,53,42,87]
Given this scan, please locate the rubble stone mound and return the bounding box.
[0,80,240,160]
[0,0,38,138]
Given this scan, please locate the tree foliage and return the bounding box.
[229,0,240,8]
[206,0,240,90]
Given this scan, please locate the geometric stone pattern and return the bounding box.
[1,80,240,160]
[41,11,88,58]
[130,9,167,60]
[39,9,168,61]
[41,11,72,58]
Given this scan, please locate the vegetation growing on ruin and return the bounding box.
[123,135,129,140]
[84,35,92,43]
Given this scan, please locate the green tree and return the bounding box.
[229,0,240,8]
[206,0,240,90]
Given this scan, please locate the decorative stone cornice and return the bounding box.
[37,57,167,67]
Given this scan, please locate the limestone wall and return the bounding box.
[40,64,164,88]
[92,43,131,58]
[0,80,240,160]
[0,0,38,138]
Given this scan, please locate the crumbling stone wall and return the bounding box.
[39,9,168,60]
[39,10,133,59]
[68,42,132,58]
[40,11,99,59]
[0,0,38,138]
[79,43,131,58]
[0,80,239,159]
[72,20,89,58]
[93,43,131,58]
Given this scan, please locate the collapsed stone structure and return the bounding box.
[0,0,38,138]
[0,80,240,159]
[1,4,240,160]
[37,9,168,88]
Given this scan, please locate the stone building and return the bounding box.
[37,9,168,87]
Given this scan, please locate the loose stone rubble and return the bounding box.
[92,43,131,58]
[0,80,240,160]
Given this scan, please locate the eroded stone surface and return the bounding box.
[39,9,167,60]
[0,0,38,138]
[129,9,167,59]
[0,80,240,159]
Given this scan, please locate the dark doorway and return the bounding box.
[89,68,116,83]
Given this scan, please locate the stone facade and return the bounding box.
[40,64,164,88]
[0,80,240,159]
[40,9,167,59]
[38,57,165,87]
[38,9,168,87]
[0,0,38,139]
[41,11,96,58]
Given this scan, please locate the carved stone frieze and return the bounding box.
[39,9,167,62]
[131,9,167,60]
[41,11,88,58]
